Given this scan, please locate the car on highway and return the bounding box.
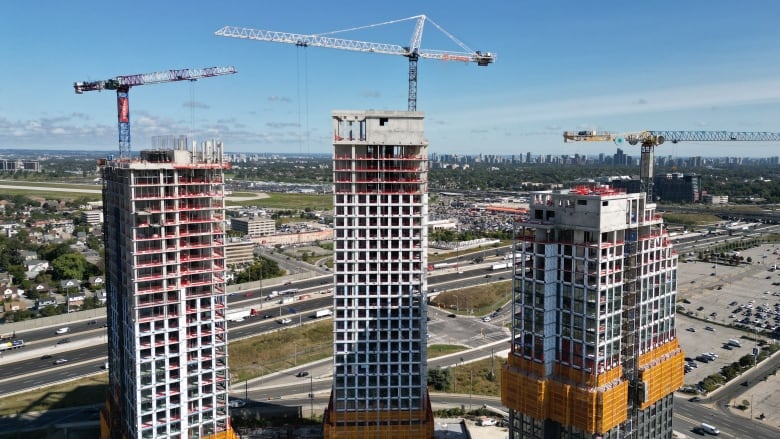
[57,338,71,344]
[228,399,246,408]
[687,327,696,332]
[688,396,702,402]
[296,371,309,378]
[53,358,68,365]
[447,313,457,318]
[482,316,492,322]
[704,326,715,331]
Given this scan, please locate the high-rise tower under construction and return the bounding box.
[326,110,434,438]
[100,140,235,439]
[502,186,684,439]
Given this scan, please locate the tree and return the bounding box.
[52,253,88,281]
[427,367,452,391]
[232,257,284,284]
[38,304,61,317]
[40,243,73,262]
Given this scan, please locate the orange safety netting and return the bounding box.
[323,398,434,439]
[639,350,685,410]
[502,355,628,434]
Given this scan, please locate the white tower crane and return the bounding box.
[215,15,494,111]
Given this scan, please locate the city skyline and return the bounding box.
[3,1,780,157]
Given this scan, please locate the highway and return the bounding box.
[0,261,513,396]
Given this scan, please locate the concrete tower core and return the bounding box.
[99,141,236,439]
[325,111,434,438]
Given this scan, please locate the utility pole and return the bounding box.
[310,375,314,418]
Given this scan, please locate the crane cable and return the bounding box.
[296,45,310,153]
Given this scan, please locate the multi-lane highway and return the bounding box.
[0,261,513,396]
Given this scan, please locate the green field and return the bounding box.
[227,192,332,210]
[0,180,100,190]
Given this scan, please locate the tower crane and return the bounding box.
[74,66,237,158]
[564,130,780,202]
[215,15,494,111]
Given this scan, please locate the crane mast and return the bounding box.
[74,66,237,158]
[563,129,780,202]
[215,15,494,111]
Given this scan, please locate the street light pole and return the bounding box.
[469,368,473,412]
[310,375,314,418]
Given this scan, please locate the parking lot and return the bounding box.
[676,313,754,385]
[677,243,780,343]
[675,242,780,427]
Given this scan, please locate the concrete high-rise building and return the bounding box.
[100,142,235,439]
[326,110,433,438]
[502,185,684,439]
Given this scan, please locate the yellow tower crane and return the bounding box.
[564,130,780,202]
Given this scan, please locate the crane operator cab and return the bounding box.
[475,51,495,66]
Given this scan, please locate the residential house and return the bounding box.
[24,259,50,280]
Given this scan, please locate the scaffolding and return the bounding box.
[637,340,685,410]
[502,355,628,434]
[323,391,434,439]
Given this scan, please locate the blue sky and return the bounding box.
[2,0,780,157]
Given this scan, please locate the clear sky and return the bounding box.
[2,0,780,157]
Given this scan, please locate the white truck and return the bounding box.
[315,309,333,318]
[279,297,295,305]
[727,338,742,347]
[227,309,253,322]
[491,262,509,271]
[700,423,720,435]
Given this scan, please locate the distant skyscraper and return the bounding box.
[502,185,683,439]
[326,110,433,438]
[100,142,234,439]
